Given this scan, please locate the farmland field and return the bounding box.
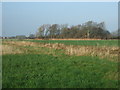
[1,39,119,88]
[24,39,119,46]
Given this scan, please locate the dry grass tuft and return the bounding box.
[103,71,119,80]
[65,45,119,61]
[1,45,23,55]
[2,40,119,61]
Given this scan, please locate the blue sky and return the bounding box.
[0,3,2,36]
[2,2,118,37]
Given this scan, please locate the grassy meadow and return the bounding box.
[2,39,119,88]
[26,39,119,46]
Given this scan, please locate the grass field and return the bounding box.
[2,39,119,88]
[3,39,119,46]
[26,39,119,46]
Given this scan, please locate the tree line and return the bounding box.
[2,21,119,39]
[34,21,117,39]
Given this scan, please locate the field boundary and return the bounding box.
[33,38,119,41]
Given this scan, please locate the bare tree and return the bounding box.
[36,25,45,38]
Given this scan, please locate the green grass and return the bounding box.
[2,39,119,88]
[2,39,119,46]
[3,54,118,88]
[25,39,119,46]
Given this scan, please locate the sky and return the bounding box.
[2,2,118,37]
[0,3,2,36]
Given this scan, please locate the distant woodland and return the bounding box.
[3,21,120,39]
